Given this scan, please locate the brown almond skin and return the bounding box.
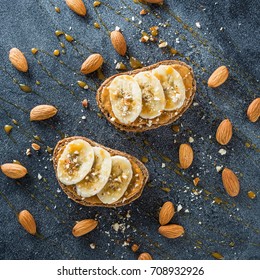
[158,224,185,239]
[138,252,153,260]
[81,54,104,74]
[159,201,175,225]
[110,30,127,56]
[30,105,58,121]
[216,119,232,145]
[9,48,28,72]
[1,163,27,179]
[179,143,193,169]
[247,98,260,122]
[145,0,164,4]
[65,0,87,16]
[222,168,240,197]
[72,219,98,237]
[18,210,37,235]
[208,66,229,88]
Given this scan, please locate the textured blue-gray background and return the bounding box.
[0,0,259,260]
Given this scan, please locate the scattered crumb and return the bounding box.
[161,163,166,168]
[216,165,223,172]
[82,99,88,108]
[158,41,168,48]
[177,204,182,212]
[131,244,139,252]
[81,116,87,120]
[195,22,201,28]
[38,173,42,180]
[26,148,31,156]
[193,177,200,186]
[90,243,96,249]
[218,148,227,155]
[189,137,194,143]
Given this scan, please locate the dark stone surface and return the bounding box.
[0,0,259,260]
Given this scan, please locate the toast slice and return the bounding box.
[97,60,196,132]
[53,136,149,207]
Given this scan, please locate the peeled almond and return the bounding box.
[138,252,153,260]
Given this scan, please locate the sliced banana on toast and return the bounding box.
[109,75,142,124]
[97,60,196,132]
[97,156,133,204]
[76,147,112,198]
[57,139,94,185]
[53,137,149,207]
[134,71,165,119]
[152,65,185,111]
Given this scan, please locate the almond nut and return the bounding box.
[30,105,58,121]
[208,66,229,88]
[138,252,153,260]
[9,48,28,72]
[247,98,260,122]
[110,30,127,56]
[179,143,193,169]
[222,167,240,197]
[158,224,185,239]
[145,0,164,4]
[18,210,37,235]
[65,0,87,16]
[31,143,41,151]
[1,163,27,179]
[72,219,98,237]
[159,201,175,225]
[81,54,104,74]
[216,119,232,145]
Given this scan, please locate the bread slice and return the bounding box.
[97,60,196,132]
[53,136,149,207]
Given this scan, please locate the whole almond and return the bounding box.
[138,252,153,260]
[159,201,175,225]
[65,0,87,16]
[9,48,28,72]
[208,66,229,88]
[247,98,260,122]
[30,105,58,121]
[72,219,98,237]
[179,143,193,169]
[145,0,164,4]
[222,167,240,197]
[110,30,127,56]
[1,163,27,179]
[216,119,232,145]
[18,210,37,235]
[81,54,103,74]
[158,224,185,239]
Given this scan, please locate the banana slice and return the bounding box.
[76,147,112,198]
[57,139,94,185]
[134,71,165,119]
[109,75,142,124]
[152,65,186,111]
[97,156,133,204]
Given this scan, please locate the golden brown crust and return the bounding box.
[96,60,196,132]
[53,136,149,207]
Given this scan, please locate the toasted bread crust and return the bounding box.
[53,136,149,207]
[97,60,196,132]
